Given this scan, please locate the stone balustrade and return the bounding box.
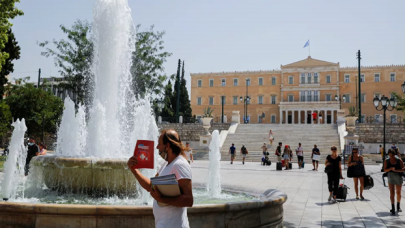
[357,123,405,143]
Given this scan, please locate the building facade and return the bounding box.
[190,56,405,124]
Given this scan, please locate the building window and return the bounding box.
[197,97,202,105]
[233,78,238,86]
[361,94,366,103]
[271,95,276,104]
[209,97,214,105]
[221,79,226,87]
[326,94,332,101]
[360,74,365,82]
[300,91,305,102]
[314,73,318,83]
[313,91,319,101]
[258,96,263,104]
[391,114,397,123]
[307,73,312,84]
[344,95,350,103]
[209,79,214,87]
[375,114,381,123]
[306,91,312,102]
[374,73,380,82]
[198,80,202,87]
[344,74,350,83]
[271,77,276,85]
[288,95,294,102]
[271,115,276,123]
[258,115,263,123]
[233,96,238,105]
[258,77,263,85]
[390,73,396,82]
[246,78,251,86]
[326,75,331,83]
[374,93,381,99]
[301,73,305,84]
[288,76,293,84]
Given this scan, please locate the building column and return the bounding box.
[318,110,320,124]
[292,110,295,124]
[332,110,335,125]
[324,110,327,124]
[280,110,282,124]
[311,110,314,124]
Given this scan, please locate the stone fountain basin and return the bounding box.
[31,155,137,196]
[0,189,286,228]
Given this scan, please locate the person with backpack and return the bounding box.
[325,146,343,204]
[384,149,405,215]
[275,142,282,162]
[240,144,248,165]
[347,147,365,200]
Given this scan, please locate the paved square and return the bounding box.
[191,161,405,228]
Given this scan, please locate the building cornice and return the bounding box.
[339,64,405,71]
[190,70,281,77]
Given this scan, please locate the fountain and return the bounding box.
[0,0,287,227]
[207,130,221,198]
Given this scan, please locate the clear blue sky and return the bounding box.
[10,0,405,93]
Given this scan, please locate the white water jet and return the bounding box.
[207,130,221,198]
[1,119,27,200]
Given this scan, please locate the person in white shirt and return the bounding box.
[184,142,194,164]
[127,129,193,228]
[296,143,304,169]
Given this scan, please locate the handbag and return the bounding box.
[324,165,333,174]
[364,175,374,190]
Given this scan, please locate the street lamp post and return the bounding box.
[373,95,397,171]
[240,79,251,124]
[335,95,346,110]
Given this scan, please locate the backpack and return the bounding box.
[241,146,248,154]
[275,146,281,156]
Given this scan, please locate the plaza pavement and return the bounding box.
[191,160,405,228]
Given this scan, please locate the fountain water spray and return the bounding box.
[1,119,27,201]
[207,130,221,198]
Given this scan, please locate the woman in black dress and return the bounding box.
[325,146,344,203]
[348,147,365,200]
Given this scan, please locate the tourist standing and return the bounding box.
[296,143,304,169]
[261,111,265,123]
[25,137,39,176]
[275,142,282,162]
[383,149,405,215]
[312,112,317,124]
[325,146,343,204]
[261,143,268,156]
[283,145,291,170]
[311,145,320,171]
[240,144,248,165]
[184,142,194,164]
[319,112,323,124]
[38,142,47,155]
[127,129,193,227]
[229,143,236,164]
[348,147,365,200]
[268,130,274,145]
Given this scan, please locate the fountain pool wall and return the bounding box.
[0,189,287,228]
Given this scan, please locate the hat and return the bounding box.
[285,145,289,148]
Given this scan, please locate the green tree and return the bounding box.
[179,61,192,119]
[393,92,405,114]
[39,20,94,108]
[171,59,181,121]
[160,80,174,118]
[0,0,23,72]
[0,29,20,100]
[0,101,12,146]
[5,82,64,139]
[132,25,172,98]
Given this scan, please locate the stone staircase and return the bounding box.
[211,124,375,165]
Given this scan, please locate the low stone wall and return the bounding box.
[157,123,231,142]
[357,123,405,144]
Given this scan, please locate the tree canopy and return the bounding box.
[0,0,23,72]
[0,29,20,100]
[5,82,64,138]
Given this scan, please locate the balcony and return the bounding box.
[298,83,320,87]
[279,101,340,110]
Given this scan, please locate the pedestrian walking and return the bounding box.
[261,143,268,156]
[325,146,343,204]
[384,149,405,215]
[268,130,274,145]
[240,144,248,165]
[312,144,320,171]
[229,143,236,164]
[275,142,282,162]
[319,112,323,124]
[296,143,304,169]
[283,145,291,170]
[347,147,365,200]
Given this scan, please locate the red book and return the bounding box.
[133,140,154,169]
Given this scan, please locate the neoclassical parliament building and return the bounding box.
[190,56,405,124]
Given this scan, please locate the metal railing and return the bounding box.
[363,116,404,124]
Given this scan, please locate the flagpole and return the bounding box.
[309,39,310,56]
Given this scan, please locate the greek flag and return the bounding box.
[303,40,309,48]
